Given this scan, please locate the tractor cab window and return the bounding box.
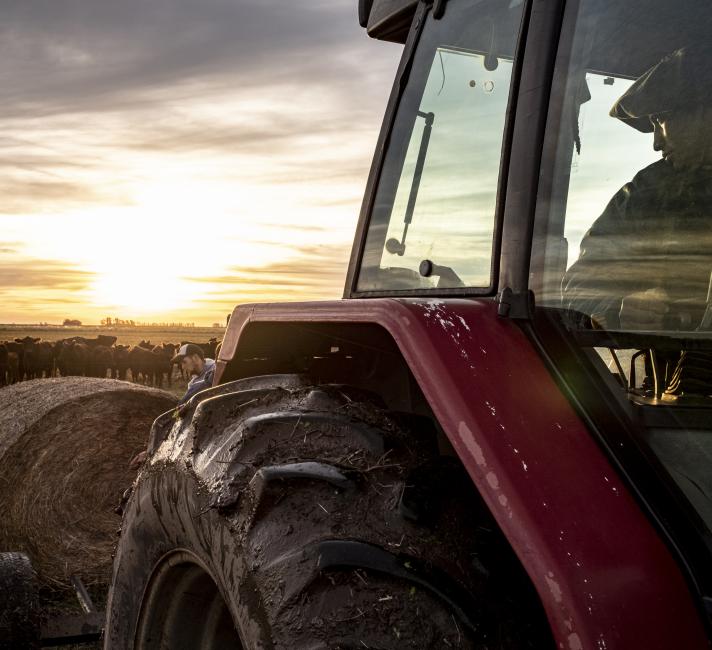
[532,0,712,547]
[356,0,525,293]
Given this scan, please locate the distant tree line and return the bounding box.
[101,318,135,327]
[100,317,199,328]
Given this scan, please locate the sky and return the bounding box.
[0,0,401,325]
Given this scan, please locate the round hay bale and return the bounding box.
[0,378,176,590]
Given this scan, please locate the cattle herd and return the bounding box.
[0,335,220,388]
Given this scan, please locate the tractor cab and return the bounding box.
[352,0,712,633]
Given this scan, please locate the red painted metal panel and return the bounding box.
[216,297,708,650]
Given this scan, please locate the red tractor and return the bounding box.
[104,0,712,647]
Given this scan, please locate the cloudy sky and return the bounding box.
[0,0,401,324]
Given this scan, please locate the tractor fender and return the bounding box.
[215,297,708,650]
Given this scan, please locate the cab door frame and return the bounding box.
[343,0,567,302]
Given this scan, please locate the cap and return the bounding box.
[171,343,204,363]
[610,44,712,133]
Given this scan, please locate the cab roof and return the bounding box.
[359,0,711,80]
[359,0,418,43]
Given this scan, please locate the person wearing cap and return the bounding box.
[173,343,216,403]
[563,44,712,333]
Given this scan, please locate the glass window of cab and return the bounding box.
[356,0,525,293]
[533,0,712,337]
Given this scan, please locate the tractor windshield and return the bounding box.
[356,0,525,293]
[532,0,712,547]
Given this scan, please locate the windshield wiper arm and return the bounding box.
[386,110,435,256]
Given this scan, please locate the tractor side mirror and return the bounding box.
[358,0,375,27]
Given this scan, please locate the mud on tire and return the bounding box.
[105,375,553,649]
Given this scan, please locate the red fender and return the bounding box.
[217,298,708,650]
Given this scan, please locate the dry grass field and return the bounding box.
[0,325,224,347]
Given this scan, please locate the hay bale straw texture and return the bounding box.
[0,378,176,589]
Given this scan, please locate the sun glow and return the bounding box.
[2,170,353,320]
[79,184,293,314]
[90,270,192,313]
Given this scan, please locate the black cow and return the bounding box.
[89,345,114,378]
[67,335,117,348]
[128,345,155,384]
[0,344,8,386]
[151,345,173,388]
[1,341,25,380]
[112,345,131,380]
[57,341,89,376]
[13,337,38,380]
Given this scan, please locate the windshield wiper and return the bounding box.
[386,110,435,256]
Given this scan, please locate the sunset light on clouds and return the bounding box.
[0,0,400,324]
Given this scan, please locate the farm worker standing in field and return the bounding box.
[172,343,216,403]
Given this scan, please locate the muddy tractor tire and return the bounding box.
[0,552,40,649]
[105,375,552,649]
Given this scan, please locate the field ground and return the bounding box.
[0,325,224,347]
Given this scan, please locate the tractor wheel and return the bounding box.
[0,552,40,649]
[105,375,553,649]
